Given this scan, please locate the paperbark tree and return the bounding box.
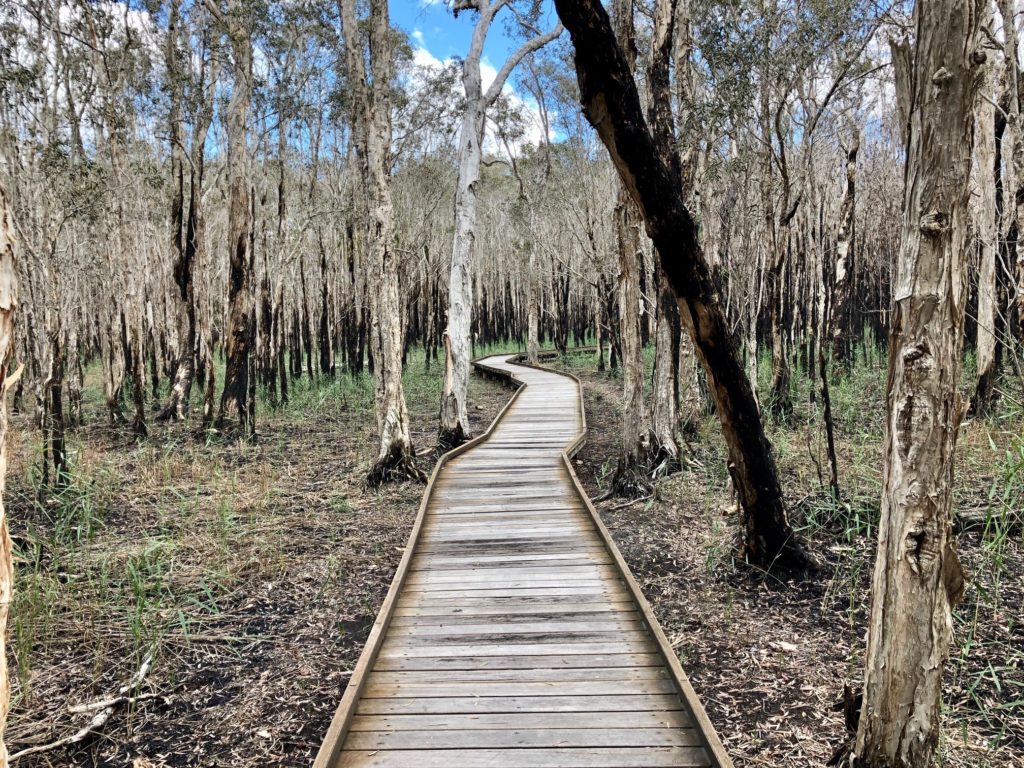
[647,0,683,475]
[971,9,998,416]
[852,2,981,764]
[604,0,651,498]
[996,0,1024,340]
[0,183,17,767]
[160,0,195,421]
[212,0,256,439]
[832,135,859,369]
[553,0,812,571]
[340,0,424,485]
[439,0,562,448]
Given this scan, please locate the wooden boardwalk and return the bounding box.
[315,355,732,768]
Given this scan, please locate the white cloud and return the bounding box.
[405,39,554,154]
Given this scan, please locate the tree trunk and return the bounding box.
[852,4,981,764]
[647,0,682,476]
[554,0,812,571]
[971,36,998,416]
[216,0,255,440]
[832,136,859,369]
[605,0,652,499]
[0,185,19,765]
[341,0,423,485]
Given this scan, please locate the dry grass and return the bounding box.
[4,354,513,767]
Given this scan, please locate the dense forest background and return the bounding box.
[0,0,1020,766]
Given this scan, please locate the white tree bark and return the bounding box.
[972,25,998,414]
[0,183,19,768]
[853,2,982,763]
[440,0,562,445]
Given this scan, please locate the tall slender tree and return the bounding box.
[0,183,18,767]
[211,0,256,439]
[341,0,424,484]
[852,2,982,763]
[439,0,562,447]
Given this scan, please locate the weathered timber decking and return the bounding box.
[314,354,732,768]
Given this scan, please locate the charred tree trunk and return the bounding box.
[554,0,812,571]
[215,0,255,440]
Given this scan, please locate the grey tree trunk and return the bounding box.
[852,3,982,764]
[606,0,652,498]
[341,0,424,485]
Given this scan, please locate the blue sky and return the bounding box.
[390,1,563,147]
[390,1,557,75]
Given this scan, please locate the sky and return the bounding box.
[390,0,563,149]
[391,1,544,74]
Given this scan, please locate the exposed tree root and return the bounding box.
[437,424,468,452]
[367,445,426,487]
[9,649,155,762]
[602,455,653,500]
[647,443,683,479]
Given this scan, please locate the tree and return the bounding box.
[211,0,256,440]
[605,0,651,498]
[553,0,812,571]
[971,2,998,416]
[341,0,424,484]
[439,0,562,448]
[0,183,17,767]
[851,2,982,764]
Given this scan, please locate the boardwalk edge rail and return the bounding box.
[507,352,734,768]
[314,350,733,768]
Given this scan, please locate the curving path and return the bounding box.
[314,355,732,768]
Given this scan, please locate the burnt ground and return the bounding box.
[4,361,513,767]
[554,351,1023,768]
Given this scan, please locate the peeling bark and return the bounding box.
[853,2,981,764]
[0,184,17,765]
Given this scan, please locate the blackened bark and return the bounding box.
[554,0,811,571]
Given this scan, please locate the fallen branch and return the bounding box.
[68,691,162,715]
[10,649,155,762]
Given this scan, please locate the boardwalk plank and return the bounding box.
[315,354,728,768]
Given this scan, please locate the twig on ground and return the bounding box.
[10,649,155,762]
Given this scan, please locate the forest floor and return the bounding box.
[4,346,1022,767]
[551,348,1024,768]
[4,353,512,767]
